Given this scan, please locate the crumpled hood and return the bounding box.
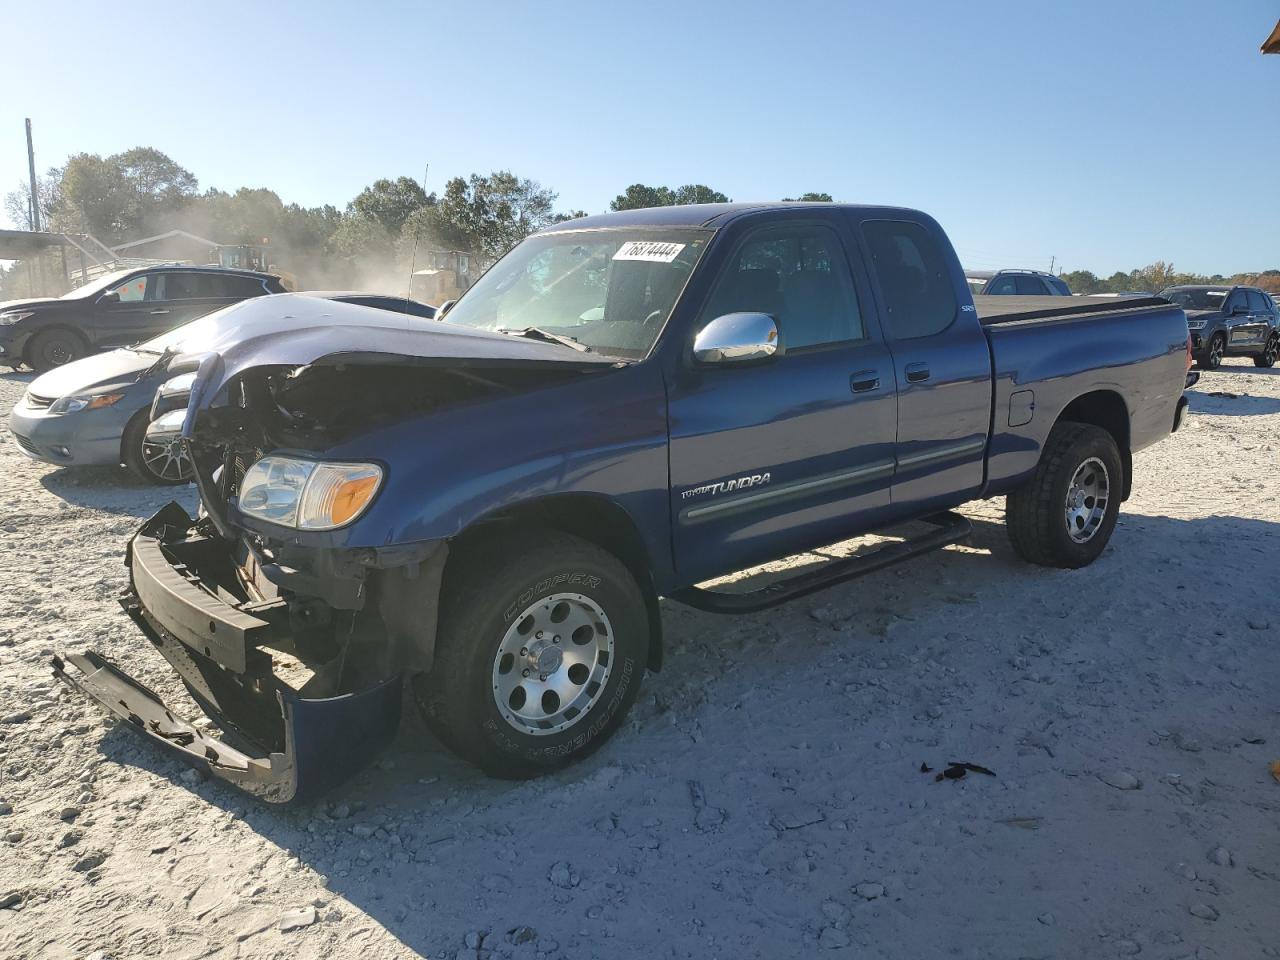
[26,348,151,399]
[176,294,617,433]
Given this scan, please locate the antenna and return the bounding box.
[406,163,429,313]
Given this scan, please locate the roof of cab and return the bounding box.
[541,202,923,233]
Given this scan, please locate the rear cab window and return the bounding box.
[861,219,958,339]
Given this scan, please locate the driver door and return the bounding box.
[666,217,898,583]
[94,272,164,347]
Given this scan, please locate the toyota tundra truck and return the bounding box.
[54,203,1194,801]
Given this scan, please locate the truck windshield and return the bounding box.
[1161,288,1227,310]
[442,229,711,360]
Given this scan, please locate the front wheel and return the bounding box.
[1006,421,1123,569]
[1197,333,1226,370]
[26,328,87,372]
[121,411,193,485]
[412,529,649,778]
[1254,335,1278,368]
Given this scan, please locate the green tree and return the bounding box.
[1059,269,1099,294]
[671,184,730,205]
[610,184,675,211]
[349,176,431,236]
[782,192,834,202]
[435,171,558,261]
[610,183,731,211]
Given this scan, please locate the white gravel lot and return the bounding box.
[1,360,1278,960]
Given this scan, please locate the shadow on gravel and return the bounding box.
[77,509,1280,957]
[37,466,193,514]
[1186,391,1280,417]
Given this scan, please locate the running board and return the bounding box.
[671,511,972,614]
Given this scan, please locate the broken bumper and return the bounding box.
[53,503,403,804]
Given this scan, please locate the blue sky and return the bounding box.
[2,0,1277,275]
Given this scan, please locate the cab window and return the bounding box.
[862,219,958,339]
[699,223,864,350]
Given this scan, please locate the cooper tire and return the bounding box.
[412,529,649,778]
[26,328,87,372]
[121,411,192,485]
[1006,421,1123,569]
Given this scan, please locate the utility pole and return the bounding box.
[25,118,41,232]
[1049,255,1055,275]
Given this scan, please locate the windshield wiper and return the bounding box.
[496,326,590,352]
[137,346,176,381]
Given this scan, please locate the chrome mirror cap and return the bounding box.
[692,312,782,365]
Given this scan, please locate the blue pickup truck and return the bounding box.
[55,203,1193,801]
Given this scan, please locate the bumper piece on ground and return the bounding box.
[53,502,404,803]
[53,650,402,803]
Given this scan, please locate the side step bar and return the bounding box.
[671,511,972,614]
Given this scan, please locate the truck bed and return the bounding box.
[974,294,1170,325]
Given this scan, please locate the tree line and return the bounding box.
[1059,261,1280,296]
[4,146,1274,298]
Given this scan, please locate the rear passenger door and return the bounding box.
[1243,291,1273,346]
[666,216,898,582]
[857,217,993,514]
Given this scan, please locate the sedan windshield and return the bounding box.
[1161,287,1227,310]
[442,228,711,359]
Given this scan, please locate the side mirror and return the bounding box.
[1231,303,1250,315]
[98,290,120,304]
[692,312,783,365]
[438,299,456,318]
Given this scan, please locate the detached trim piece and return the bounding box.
[679,460,894,525]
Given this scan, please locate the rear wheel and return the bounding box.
[1254,335,1278,368]
[412,529,649,778]
[122,411,193,485]
[26,328,86,372]
[1006,421,1123,569]
[1197,333,1226,370]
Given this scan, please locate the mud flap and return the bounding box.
[53,650,402,804]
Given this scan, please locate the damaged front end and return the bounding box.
[55,317,614,801]
[54,501,443,803]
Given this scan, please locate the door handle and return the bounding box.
[149,309,170,315]
[905,362,930,383]
[850,371,880,393]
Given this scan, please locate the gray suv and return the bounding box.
[1159,285,1279,369]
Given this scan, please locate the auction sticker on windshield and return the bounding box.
[613,240,686,263]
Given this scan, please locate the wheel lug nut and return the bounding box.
[536,631,544,639]
[553,635,560,643]
[539,674,547,681]
[522,669,530,678]
[520,647,528,656]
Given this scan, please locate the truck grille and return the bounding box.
[23,392,55,410]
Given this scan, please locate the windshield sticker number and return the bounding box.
[613,241,686,263]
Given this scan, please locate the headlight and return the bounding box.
[48,392,124,415]
[1186,319,1206,330]
[237,456,382,530]
[0,311,33,326]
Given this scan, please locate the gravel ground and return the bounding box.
[1,361,1279,960]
